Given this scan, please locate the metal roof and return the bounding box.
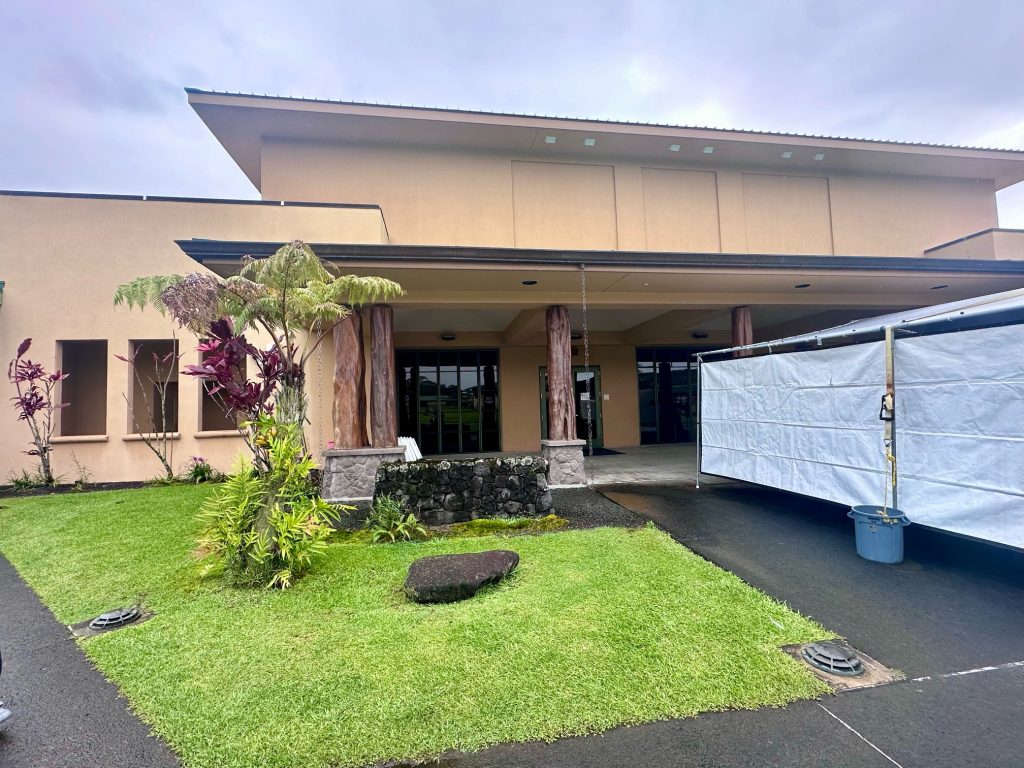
[184,88,1024,156]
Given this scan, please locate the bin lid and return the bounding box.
[850,505,909,523]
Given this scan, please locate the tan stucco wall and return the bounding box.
[925,230,1024,261]
[260,138,999,257]
[0,194,387,482]
[828,175,997,257]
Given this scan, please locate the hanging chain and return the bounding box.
[580,264,595,485]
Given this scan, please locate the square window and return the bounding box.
[58,340,108,436]
[127,340,179,434]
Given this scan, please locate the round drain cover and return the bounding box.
[89,606,140,631]
[802,642,864,677]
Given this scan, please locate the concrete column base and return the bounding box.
[541,439,587,487]
[321,446,407,502]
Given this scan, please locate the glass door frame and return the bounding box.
[396,348,501,456]
[636,347,699,444]
[539,365,604,448]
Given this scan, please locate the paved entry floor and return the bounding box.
[585,443,716,486]
[446,482,1024,768]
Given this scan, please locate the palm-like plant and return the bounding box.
[114,241,403,434]
[224,242,403,427]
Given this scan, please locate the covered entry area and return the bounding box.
[180,239,1024,465]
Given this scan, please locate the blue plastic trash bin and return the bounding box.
[848,506,910,564]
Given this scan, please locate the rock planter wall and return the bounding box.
[374,456,552,525]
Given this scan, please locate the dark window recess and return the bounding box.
[59,340,108,436]
[153,382,179,433]
[199,344,242,431]
[129,340,179,433]
[636,347,699,444]
[396,349,500,455]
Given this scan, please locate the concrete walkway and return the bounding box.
[586,443,728,486]
[0,555,178,768]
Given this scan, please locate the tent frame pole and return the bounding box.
[884,325,898,511]
[695,354,703,490]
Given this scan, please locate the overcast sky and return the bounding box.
[2,0,1023,228]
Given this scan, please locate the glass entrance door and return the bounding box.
[396,349,500,455]
[539,366,603,447]
[637,348,697,443]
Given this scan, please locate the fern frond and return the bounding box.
[113,275,184,312]
[326,274,405,307]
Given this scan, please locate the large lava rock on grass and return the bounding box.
[404,550,519,604]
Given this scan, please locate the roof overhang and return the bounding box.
[186,89,1024,192]
[176,240,1024,311]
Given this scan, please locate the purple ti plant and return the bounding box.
[8,338,69,484]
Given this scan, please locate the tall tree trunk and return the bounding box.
[333,310,368,449]
[546,305,575,441]
[731,306,753,358]
[370,304,398,448]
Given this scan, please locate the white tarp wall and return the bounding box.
[700,323,1024,549]
[700,342,888,507]
[896,324,1024,548]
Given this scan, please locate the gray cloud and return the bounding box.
[1,0,1022,223]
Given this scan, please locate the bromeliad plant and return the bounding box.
[365,494,427,544]
[7,338,69,485]
[196,415,349,589]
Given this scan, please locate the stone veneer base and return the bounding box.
[321,446,406,502]
[541,438,587,487]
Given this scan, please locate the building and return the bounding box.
[3,88,1024,484]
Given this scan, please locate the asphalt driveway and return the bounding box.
[450,482,1024,768]
[0,554,178,768]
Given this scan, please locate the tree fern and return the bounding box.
[113,274,184,313]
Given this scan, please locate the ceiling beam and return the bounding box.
[753,307,908,342]
[624,309,729,345]
[502,307,547,345]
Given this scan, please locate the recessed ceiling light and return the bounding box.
[544,135,557,144]
[794,283,812,289]
[702,146,715,154]
[813,152,825,161]
[780,151,793,159]
[931,284,949,290]
[583,137,596,147]
[669,143,681,152]
[642,282,650,286]
[522,279,538,286]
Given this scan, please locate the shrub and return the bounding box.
[365,495,426,544]
[196,417,349,588]
[7,468,51,492]
[183,456,223,485]
[7,338,69,485]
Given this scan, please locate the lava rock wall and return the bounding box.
[374,456,553,525]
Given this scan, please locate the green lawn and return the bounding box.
[0,486,831,768]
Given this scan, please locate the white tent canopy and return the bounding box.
[700,286,1024,357]
[698,289,1024,549]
